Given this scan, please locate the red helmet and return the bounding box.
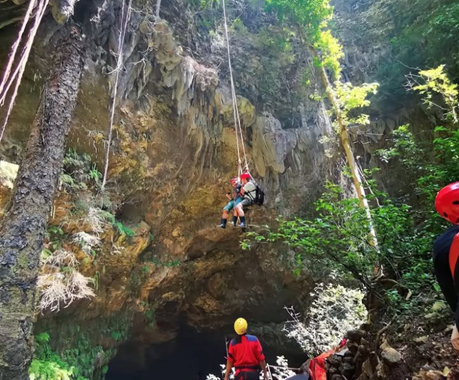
[240,173,251,180]
[230,177,239,186]
[436,182,459,224]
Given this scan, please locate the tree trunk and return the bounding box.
[308,45,379,249]
[0,24,84,379]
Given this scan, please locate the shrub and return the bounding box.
[38,250,95,313]
[284,283,367,355]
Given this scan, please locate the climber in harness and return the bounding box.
[433,182,459,351]
[224,318,268,380]
[233,173,257,228]
[219,177,242,228]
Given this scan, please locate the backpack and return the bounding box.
[253,185,265,206]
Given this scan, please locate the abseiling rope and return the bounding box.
[221,0,249,176]
[0,0,50,142]
[101,0,132,190]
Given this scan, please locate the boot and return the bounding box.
[218,218,227,229]
[238,216,246,228]
[231,216,238,227]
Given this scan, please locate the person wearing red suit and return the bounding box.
[434,182,459,351]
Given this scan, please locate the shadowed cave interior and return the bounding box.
[106,322,306,380]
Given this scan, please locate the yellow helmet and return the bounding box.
[234,318,248,335]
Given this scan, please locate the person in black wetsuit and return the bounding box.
[286,361,311,380]
[434,182,459,351]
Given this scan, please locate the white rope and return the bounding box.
[232,83,249,172]
[267,362,274,380]
[0,0,49,143]
[0,0,37,97]
[101,0,132,190]
[221,0,250,176]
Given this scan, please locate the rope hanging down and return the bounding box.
[0,0,50,143]
[221,0,249,177]
[101,0,132,190]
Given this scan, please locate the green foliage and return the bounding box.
[242,182,438,314]
[110,331,122,341]
[265,0,333,43]
[334,81,379,128]
[412,65,459,123]
[248,25,301,116]
[231,18,248,34]
[150,258,180,267]
[44,225,67,252]
[379,66,459,209]
[245,66,459,316]
[314,30,344,77]
[376,125,423,167]
[97,210,116,224]
[32,312,133,380]
[30,332,89,380]
[265,0,345,79]
[62,149,102,191]
[60,174,76,188]
[89,165,102,186]
[114,221,135,237]
[190,0,220,10]
[377,0,459,106]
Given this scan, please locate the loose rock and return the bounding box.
[347,329,367,344]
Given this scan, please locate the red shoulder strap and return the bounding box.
[449,232,459,280]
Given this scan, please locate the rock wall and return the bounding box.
[0,0,342,375]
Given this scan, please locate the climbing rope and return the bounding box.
[221,0,249,177]
[0,0,49,143]
[101,0,132,190]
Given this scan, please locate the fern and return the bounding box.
[115,222,135,237]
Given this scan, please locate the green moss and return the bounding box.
[16,252,29,271]
[33,312,134,380]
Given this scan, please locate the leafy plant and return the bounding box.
[62,150,103,191]
[30,332,88,380]
[242,182,438,314]
[114,222,135,237]
[110,331,122,342]
[284,283,367,355]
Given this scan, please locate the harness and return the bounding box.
[243,187,257,202]
[235,365,259,371]
[235,366,260,380]
[449,232,459,280]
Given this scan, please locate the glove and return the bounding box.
[451,325,459,351]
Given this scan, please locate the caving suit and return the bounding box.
[228,334,265,380]
[433,225,459,350]
[433,225,459,325]
[309,349,334,380]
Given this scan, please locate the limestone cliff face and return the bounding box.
[0,0,339,374]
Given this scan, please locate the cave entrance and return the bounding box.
[106,323,306,380]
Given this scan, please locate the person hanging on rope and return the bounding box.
[233,173,257,228]
[433,182,459,351]
[224,318,268,380]
[218,177,242,229]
